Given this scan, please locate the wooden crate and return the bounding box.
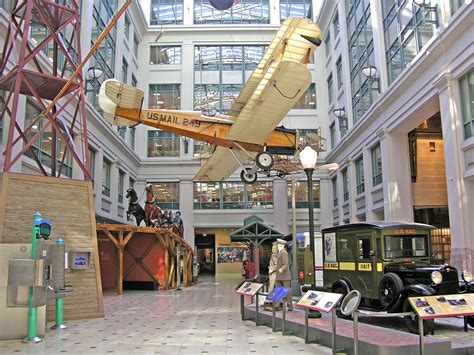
[0,172,104,321]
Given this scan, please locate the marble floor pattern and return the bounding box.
[0,275,332,355]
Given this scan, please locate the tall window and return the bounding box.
[194,181,273,209]
[118,170,125,204]
[23,100,73,177]
[287,180,320,208]
[333,11,340,38]
[124,15,130,41]
[89,146,96,188]
[460,70,474,139]
[222,182,245,209]
[91,0,116,108]
[195,45,264,71]
[194,182,221,209]
[152,182,180,210]
[342,168,349,202]
[151,0,183,25]
[130,127,136,149]
[149,84,181,109]
[122,57,128,83]
[147,130,180,157]
[0,90,4,146]
[118,126,126,139]
[150,46,182,64]
[325,33,331,59]
[194,0,269,24]
[355,157,365,194]
[371,143,382,186]
[102,158,111,197]
[336,57,343,90]
[131,74,137,87]
[332,177,338,207]
[382,0,436,84]
[133,33,139,58]
[330,123,336,149]
[293,83,316,109]
[451,0,467,14]
[347,0,377,123]
[280,0,312,21]
[327,74,333,105]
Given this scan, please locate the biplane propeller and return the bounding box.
[99,17,324,184]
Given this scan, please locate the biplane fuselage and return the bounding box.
[115,107,298,156]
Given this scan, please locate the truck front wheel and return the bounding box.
[402,297,435,335]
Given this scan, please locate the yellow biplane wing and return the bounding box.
[98,17,322,183]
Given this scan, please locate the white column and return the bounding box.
[380,130,414,221]
[347,160,358,222]
[110,162,119,217]
[183,0,194,25]
[362,146,376,221]
[273,179,289,234]
[319,176,332,228]
[370,0,388,91]
[95,149,104,213]
[180,180,195,248]
[436,73,474,273]
[269,0,280,25]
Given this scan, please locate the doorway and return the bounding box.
[195,233,215,275]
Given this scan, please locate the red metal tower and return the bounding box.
[0,0,90,178]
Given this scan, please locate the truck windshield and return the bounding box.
[384,235,428,259]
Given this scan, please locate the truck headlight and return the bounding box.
[431,271,443,284]
[462,270,473,283]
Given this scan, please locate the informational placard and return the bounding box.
[297,290,343,312]
[236,282,263,296]
[409,294,474,319]
[266,287,290,303]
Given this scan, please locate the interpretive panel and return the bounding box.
[297,290,342,312]
[409,294,474,319]
[266,287,290,303]
[236,282,263,296]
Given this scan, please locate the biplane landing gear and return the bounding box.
[277,171,287,178]
[240,168,258,184]
[256,152,274,170]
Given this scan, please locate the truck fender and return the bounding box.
[388,284,436,312]
[331,278,352,294]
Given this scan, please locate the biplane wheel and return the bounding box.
[240,168,258,184]
[256,152,274,170]
[277,172,287,178]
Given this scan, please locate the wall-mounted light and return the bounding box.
[429,141,436,152]
[361,66,377,78]
[333,107,348,135]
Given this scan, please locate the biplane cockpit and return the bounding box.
[99,17,326,184]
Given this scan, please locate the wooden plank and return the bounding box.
[123,230,134,247]
[102,230,120,249]
[1,172,104,321]
[118,230,124,295]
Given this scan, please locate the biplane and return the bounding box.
[99,17,324,184]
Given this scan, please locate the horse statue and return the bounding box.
[144,183,163,228]
[126,187,145,226]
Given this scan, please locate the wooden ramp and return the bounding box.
[96,224,193,294]
[0,172,104,321]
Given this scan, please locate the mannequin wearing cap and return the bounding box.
[268,243,278,292]
[339,238,353,260]
[275,239,293,310]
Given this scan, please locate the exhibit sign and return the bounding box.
[236,282,263,296]
[409,294,474,319]
[265,287,290,303]
[217,246,249,263]
[296,290,342,312]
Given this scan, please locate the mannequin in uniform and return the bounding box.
[275,239,293,310]
[268,243,278,292]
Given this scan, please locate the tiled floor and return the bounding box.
[0,275,332,354]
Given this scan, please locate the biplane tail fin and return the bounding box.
[98,79,144,127]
